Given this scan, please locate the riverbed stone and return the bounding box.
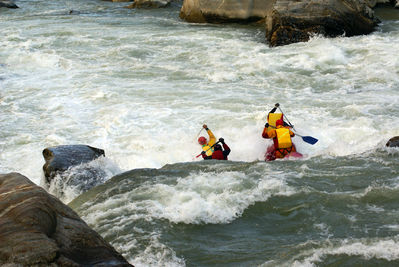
[126,0,171,8]
[0,0,18,8]
[180,0,272,22]
[386,136,399,147]
[0,172,132,266]
[42,144,105,183]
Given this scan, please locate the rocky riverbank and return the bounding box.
[0,172,132,266]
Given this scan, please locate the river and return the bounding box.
[1,0,399,266]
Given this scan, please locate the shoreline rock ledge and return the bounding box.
[0,172,132,266]
[179,0,380,46]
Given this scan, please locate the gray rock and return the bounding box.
[265,0,379,46]
[126,0,171,8]
[386,136,399,147]
[0,0,18,8]
[42,144,105,183]
[180,0,272,22]
[0,172,132,266]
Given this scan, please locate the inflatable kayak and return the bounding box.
[264,145,303,161]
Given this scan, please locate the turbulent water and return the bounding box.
[1,0,399,266]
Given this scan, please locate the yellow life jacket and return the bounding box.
[276,127,292,149]
[202,144,213,156]
[267,113,283,136]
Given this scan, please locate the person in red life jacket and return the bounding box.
[265,119,297,160]
[201,138,231,160]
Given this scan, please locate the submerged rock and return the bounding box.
[0,0,18,8]
[42,144,105,183]
[0,172,132,266]
[42,145,113,202]
[386,136,399,147]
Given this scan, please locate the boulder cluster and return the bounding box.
[127,0,397,46]
[179,0,382,46]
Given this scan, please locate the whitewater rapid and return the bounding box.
[1,3,399,186]
[1,1,399,266]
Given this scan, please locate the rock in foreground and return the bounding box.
[0,172,132,266]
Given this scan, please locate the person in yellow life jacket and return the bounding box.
[197,124,216,157]
[266,119,297,160]
[262,103,291,139]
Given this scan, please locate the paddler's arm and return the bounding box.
[267,129,277,139]
[203,124,216,146]
[262,126,269,139]
[268,107,277,114]
[268,103,279,114]
[222,144,231,157]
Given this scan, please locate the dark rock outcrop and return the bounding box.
[0,0,18,8]
[42,144,105,183]
[0,172,132,266]
[386,136,399,147]
[265,0,380,46]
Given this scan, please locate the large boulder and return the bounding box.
[0,172,132,266]
[42,144,105,183]
[386,136,399,147]
[0,0,18,8]
[180,0,273,23]
[265,0,380,46]
[179,0,380,46]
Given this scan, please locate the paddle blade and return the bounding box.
[302,136,318,145]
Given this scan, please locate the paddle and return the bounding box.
[294,133,318,145]
[275,105,319,145]
[195,127,204,141]
[195,141,220,158]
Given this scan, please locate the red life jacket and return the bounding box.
[212,150,227,160]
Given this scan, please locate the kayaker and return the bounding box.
[202,138,231,160]
[264,119,297,161]
[198,124,216,157]
[262,103,290,139]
